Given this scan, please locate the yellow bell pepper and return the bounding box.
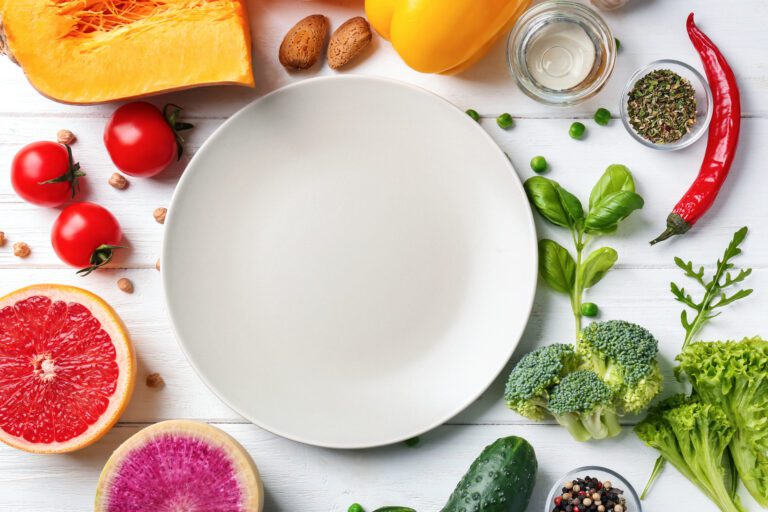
[365,0,531,74]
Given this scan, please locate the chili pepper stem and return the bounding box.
[650,213,691,245]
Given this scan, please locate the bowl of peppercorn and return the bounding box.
[545,466,642,512]
[620,59,712,151]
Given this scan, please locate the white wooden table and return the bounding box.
[1,1,766,510]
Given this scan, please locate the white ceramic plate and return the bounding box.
[163,76,537,448]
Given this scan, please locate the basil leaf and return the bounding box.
[580,247,618,289]
[585,191,644,233]
[524,177,583,229]
[589,164,636,211]
[539,239,576,294]
[557,186,585,231]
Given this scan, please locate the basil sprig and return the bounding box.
[525,164,644,335]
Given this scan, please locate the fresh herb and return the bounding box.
[496,113,514,129]
[524,164,644,335]
[670,226,752,349]
[465,109,480,122]
[615,37,621,52]
[627,68,697,144]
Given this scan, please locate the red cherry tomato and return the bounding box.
[51,202,123,275]
[11,141,84,207]
[104,102,192,177]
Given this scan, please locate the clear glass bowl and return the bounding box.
[507,1,616,106]
[620,59,712,151]
[544,466,642,512]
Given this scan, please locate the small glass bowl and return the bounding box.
[620,59,712,151]
[507,1,616,106]
[544,466,642,512]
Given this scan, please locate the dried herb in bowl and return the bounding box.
[627,69,697,144]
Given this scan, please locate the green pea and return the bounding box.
[404,436,420,447]
[581,302,599,317]
[569,121,586,140]
[465,109,480,122]
[530,156,548,174]
[496,113,514,129]
[348,504,365,512]
[594,108,611,126]
[615,37,621,52]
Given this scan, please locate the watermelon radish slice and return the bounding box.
[0,284,135,453]
[96,420,264,512]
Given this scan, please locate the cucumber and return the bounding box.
[440,436,537,512]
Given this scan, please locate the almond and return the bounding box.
[327,17,372,70]
[279,15,329,70]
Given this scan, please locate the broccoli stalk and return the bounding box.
[678,338,768,507]
[635,395,746,512]
[548,370,621,442]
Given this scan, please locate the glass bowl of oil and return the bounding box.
[507,1,616,106]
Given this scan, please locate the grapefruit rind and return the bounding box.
[95,420,264,512]
[0,284,135,454]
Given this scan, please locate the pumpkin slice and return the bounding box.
[0,0,254,104]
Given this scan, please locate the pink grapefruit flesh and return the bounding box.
[96,420,264,512]
[0,284,135,453]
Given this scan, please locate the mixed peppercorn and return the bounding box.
[552,476,627,512]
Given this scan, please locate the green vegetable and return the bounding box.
[404,436,420,447]
[441,436,537,512]
[615,37,621,51]
[635,395,746,512]
[593,108,611,126]
[581,302,598,317]
[569,121,586,139]
[496,113,514,129]
[530,156,548,173]
[578,320,662,414]
[505,325,661,442]
[678,337,768,507]
[466,109,480,122]
[548,370,620,441]
[671,226,753,348]
[504,344,577,421]
[349,505,365,512]
[524,165,644,334]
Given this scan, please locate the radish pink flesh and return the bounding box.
[104,432,246,511]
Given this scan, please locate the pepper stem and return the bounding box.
[76,244,125,277]
[650,213,691,245]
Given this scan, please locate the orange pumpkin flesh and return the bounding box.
[0,0,254,104]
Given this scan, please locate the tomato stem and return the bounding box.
[163,104,194,161]
[39,144,85,199]
[77,244,125,276]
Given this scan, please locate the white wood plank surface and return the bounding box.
[0,0,765,510]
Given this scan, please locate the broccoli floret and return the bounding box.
[578,320,663,413]
[548,370,620,442]
[678,337,768,507]
[504,344,576,421]
[635,395,746,512]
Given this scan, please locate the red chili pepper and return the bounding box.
[650,13,741,245]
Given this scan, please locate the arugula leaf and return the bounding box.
[672,226,754,348]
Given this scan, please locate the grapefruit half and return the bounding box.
[0,284,135,453]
